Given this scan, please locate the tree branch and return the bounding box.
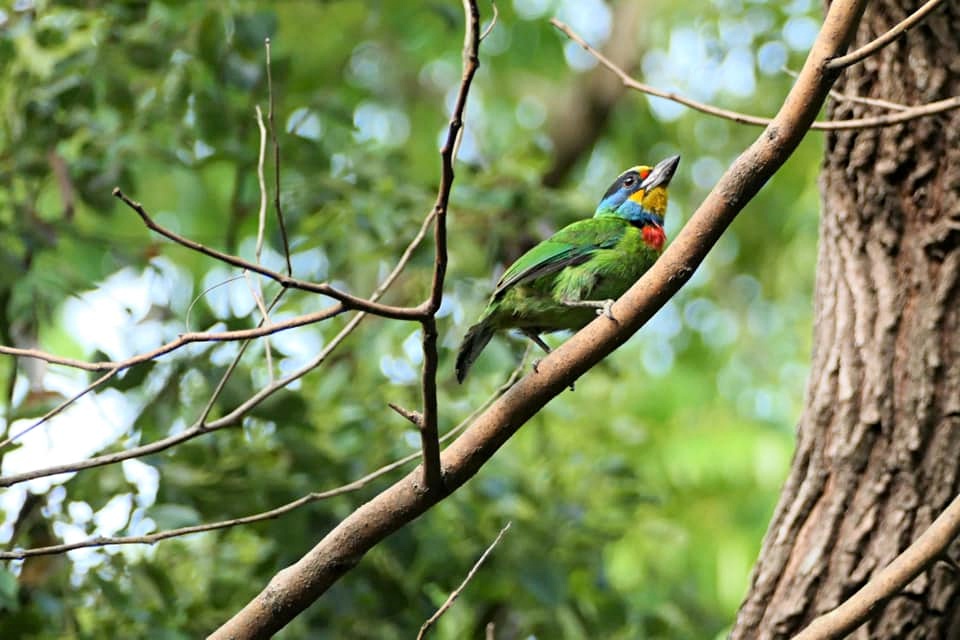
[210,1,871,637]
[417,522,511,640]
[792,493,960,640]
[0,455,420,560]
[416,0,481,492]
[264,37,293,275]
[1,359,526,559]
[825,0,948,69]
[551,18,960,131]
[0,368,118,451]
[112,188,422,321]
[0,305,345,372]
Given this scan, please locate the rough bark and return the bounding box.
[732,2,960,638]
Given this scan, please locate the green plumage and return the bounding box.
[456,156,680,382]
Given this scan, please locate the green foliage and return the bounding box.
[0,0,823,638]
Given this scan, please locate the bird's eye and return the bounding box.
[623,176,636,188]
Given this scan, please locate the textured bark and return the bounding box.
[732,2,960,638]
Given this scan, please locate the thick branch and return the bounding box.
[210,1,869,638]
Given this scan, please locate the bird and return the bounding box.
[455,155,680,383]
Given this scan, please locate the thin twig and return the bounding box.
[551,18,960,131]
[254,105,269,262]
[197,289,287,424]
[0,308,351,488]
[480,1,498,42]
[782,66,909,111]
[793,493,960,640]
[0,368,119,450]
[0,456,420,560]
[415,0,481,492]
[388,402,423,427]
[112,188,422,321]
[0,359,526,559]
[417,522,512,640]
[826,0,948,69]
[0,306,345,373]
[242,271,275,381]
[249,105,275,379]
[265,37,293,275]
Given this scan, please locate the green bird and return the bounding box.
[455,155,680,383]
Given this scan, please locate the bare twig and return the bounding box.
[416,0,481,492]
[112,188,422,321]
[211,1,872,636]
[249,104,275,378]
[781,66,909,111]
[792,493,960,640]
[0,306,351,488]
[417,522,512,640]
[0,368,119,450]
[243,270,275,380]
[0,305,345,373]
[551,18,960,131]
[197,289,287,424]
[254,105,269,262]
[0,359,526,559]
[264,38,293,275]
[0,455,419,560]
[479,1,497,42]
[388,402,423,427]
[826,0,948,69]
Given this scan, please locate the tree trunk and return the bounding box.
[732,1,960,638]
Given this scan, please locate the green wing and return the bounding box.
[492,217,628,299]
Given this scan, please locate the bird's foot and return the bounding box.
[561,298,617,322]
[522,331,552,355]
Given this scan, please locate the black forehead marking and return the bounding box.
[602,170,641,201]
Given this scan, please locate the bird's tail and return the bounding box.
[455,321,495,383]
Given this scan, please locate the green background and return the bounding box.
[0,1,823,637]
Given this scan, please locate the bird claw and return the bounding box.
[597,299,616,321]
[561,298,617,323]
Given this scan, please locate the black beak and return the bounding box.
[640,154,680,190]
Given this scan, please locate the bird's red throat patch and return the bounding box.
[642,224,666,251]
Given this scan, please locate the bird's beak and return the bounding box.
[640,155,680,191]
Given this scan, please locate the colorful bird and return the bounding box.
[455,155,680,382]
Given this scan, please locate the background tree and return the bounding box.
[733,0,960,637]
[0,1,956,638]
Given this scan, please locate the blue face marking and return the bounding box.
[595,185,664,226]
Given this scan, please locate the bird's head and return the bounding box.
[595,155,680,224]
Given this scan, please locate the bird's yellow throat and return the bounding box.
[628,186,669,217]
